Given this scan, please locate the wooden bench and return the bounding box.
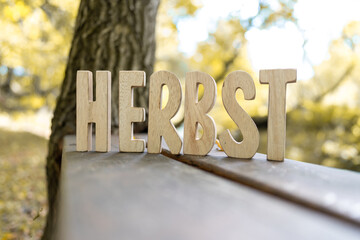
[58,135,360,240]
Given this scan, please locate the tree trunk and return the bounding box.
[42,0,159,239]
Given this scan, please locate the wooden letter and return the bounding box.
[260,69,297,161]
[76,71,111,152]
[184,71,216,156]
[119,71,146,152]
[219,71,259,159]
[148,71,182,154]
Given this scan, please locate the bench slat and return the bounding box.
[59,136,360,240]
[162,146,360,225]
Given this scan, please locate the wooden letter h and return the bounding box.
[76,71,111,152]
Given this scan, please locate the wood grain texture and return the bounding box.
[260,69,296,161]
[219,71,259,159]
[148,71,182,154]
[45,1,160,238]
[59,135,360,240]
[76,71,111,152]
[183,71,216,156]
[119,71,146,152]
[162,146,360,227]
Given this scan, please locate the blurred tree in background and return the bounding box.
[1,0,360,239]
[0,1,79,239]
[44,0,160,238]
[0,0,79,112]
[285,20,360,171]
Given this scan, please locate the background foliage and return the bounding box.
[1,0,360,238]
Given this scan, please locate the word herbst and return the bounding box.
[76,69,296,161]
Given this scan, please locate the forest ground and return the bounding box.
[0,129,47,240]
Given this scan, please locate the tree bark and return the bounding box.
[42,0,159,239]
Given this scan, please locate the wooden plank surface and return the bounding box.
[59,136,360,240]
[162,146,360,226]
